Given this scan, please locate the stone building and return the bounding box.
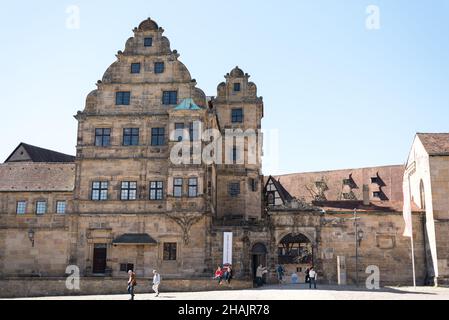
[0,18,448,296]
[404,133,449,286]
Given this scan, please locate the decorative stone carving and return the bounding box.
[164,213,204,245]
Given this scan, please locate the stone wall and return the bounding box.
[0,277,253,299]
[269,210,427,286]
[429,156,449,280]
[72,214,209,278]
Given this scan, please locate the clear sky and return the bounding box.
[0,0,448,175]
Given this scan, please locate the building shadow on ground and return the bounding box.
[252,283,436,295]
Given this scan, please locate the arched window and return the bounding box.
[420,180,426,210]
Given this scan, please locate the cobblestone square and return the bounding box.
[11,284,449,300]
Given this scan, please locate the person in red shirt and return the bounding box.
[214,266,224,285]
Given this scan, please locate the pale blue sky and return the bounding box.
[0,0,448,175]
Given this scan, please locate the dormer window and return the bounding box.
[144,37,153,47]
[233,83,241,92]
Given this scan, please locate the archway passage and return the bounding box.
[251,243,267,281]
[278,233,313,279]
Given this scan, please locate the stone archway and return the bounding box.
[278,233,313,281]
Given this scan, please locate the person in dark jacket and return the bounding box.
[127,270,137,300]
[305,267,310,283]
[224,265,234,284]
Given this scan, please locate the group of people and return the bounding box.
[126,269,161,300]
[276,264,318,289]
[126,264,318,299]
[214,264,234,285]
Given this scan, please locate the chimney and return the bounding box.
[363,184,370,206]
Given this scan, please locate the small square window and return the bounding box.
[371,177,380,184]
[36,201,47,215]
[92,181,108,201]
[162,91,177,105]
[95,128,111,147]
[233,83,241,92]
[163,243,177,261]
[116,92,131,105]
[56,201,67,214]
[131,63,141,74]
[373,191,381,198]
[154,62,165,74]
[151,128,165,146]
[144,37,153,47]
[150,181,164,200]
[121,181,137,200]
[231,108,243,123]
[120,263,134,272]
[229,182,240,197]
[123,128,139,146]
[16,201,26,215]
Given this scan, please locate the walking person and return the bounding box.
[305,267,310,284]
[255,264,268,287]
[127,270,137,300]
[276,264,285,285]
[152,269,161,297]
[309,267,317,289]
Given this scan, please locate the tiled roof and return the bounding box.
[0,162,75,192]
[315,200,422,213]
[274,165,404,203]
[5,143,75,163]
[417,133,449,156]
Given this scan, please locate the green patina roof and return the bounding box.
[174,98,202,111]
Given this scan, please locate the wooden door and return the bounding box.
[93,244,107,274]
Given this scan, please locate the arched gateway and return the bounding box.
[278,233,313,279]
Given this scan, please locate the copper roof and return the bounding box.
[417,133,449,156]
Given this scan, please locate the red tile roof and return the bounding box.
[274,165,404,203]
[417,133,449,156]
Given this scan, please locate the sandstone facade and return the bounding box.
[0,18,447,297]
